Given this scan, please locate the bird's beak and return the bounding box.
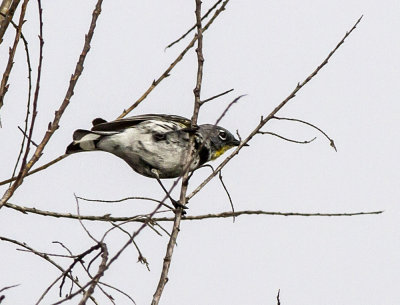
[232,139,249,147]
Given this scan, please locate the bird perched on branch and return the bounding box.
[66,114,241,179]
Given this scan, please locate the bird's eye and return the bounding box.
[218,130,227,140]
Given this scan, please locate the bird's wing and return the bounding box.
[91,114,191,132]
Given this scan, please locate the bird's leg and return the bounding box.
[151,169,188,212]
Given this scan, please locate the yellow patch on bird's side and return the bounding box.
[211,145,233,160]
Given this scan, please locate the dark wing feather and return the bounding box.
[91,114,191,132]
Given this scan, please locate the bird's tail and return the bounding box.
[66,130,102,154]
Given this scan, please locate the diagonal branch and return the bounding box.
[117,0,230,118]
[187,15,363,201]
[165,0,222,50]
[0,0,104,209]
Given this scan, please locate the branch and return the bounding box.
[258,131,316,144]
[273,116,337,151]
[0,154,68,186]
[151,2,205,304]
[200,88,234,105]
[4,201,382,222]
[0,0,104,209]
[117,0,230,118]
[0,236,96,305]
[187,15,363,201]
[165,0,222,50]
[0,0,28,110]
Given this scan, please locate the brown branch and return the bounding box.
[117,0,230,119]
[77,243,108,305]
[0,0,104,209]
[187,15,363,201]
[8,15,33,182]
[165,0,222,50]
[4,201,382,223]
[276,289,281,305]
[273,116,337,151]
[15,0,44,191]
[151,2,205,304]
[218,170,235,221]
[0,0,28,110]
[258,131,316,144]
[0,154,68,186]
[200,88,234,105]
[0,236,96,305]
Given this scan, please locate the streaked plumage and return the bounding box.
[66,114,240,178]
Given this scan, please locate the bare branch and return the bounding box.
[0,154,68,186]
[77,243,108,305]
[218,171,235,221]
[258,131,317,144]
[165,0,223,50]
[117,0,231,118]
[0,236,96,305]
[187,16,363,201]
[276,289,281,305]
[151,3,206,303]
[273,116,337,151]
[4,201,382,223]
[200,88,234,105]
[0,0,28,110]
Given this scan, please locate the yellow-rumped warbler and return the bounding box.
[66,114,241,179]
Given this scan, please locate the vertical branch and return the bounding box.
[151,1,204,305]
[0,0,104,209]
[191,0,204,125]
[0,0,28,111]
[18,0,43,177]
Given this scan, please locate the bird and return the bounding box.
[66,114,241,179]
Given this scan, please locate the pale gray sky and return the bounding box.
[1,0,399,304]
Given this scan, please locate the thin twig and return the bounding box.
[74,194,99,243]
[276,289,281,305]
[200,88,234,105]
[117,0,230,118]
[273,116,337,151]
[165,0,222,50]
[0,284,19,294]
[258,131,317,144]
[0,236,96,305]
[77,243,108,305]
[17,126,38,146]
[0,154,69,186]
[187,16,363,201]
[8,15,33,184]
[111,222,150,271]
[218,170,235,222]
[9,0,44,206]
[58,243,102,298]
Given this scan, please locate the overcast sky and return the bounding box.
[1,0,399,304]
